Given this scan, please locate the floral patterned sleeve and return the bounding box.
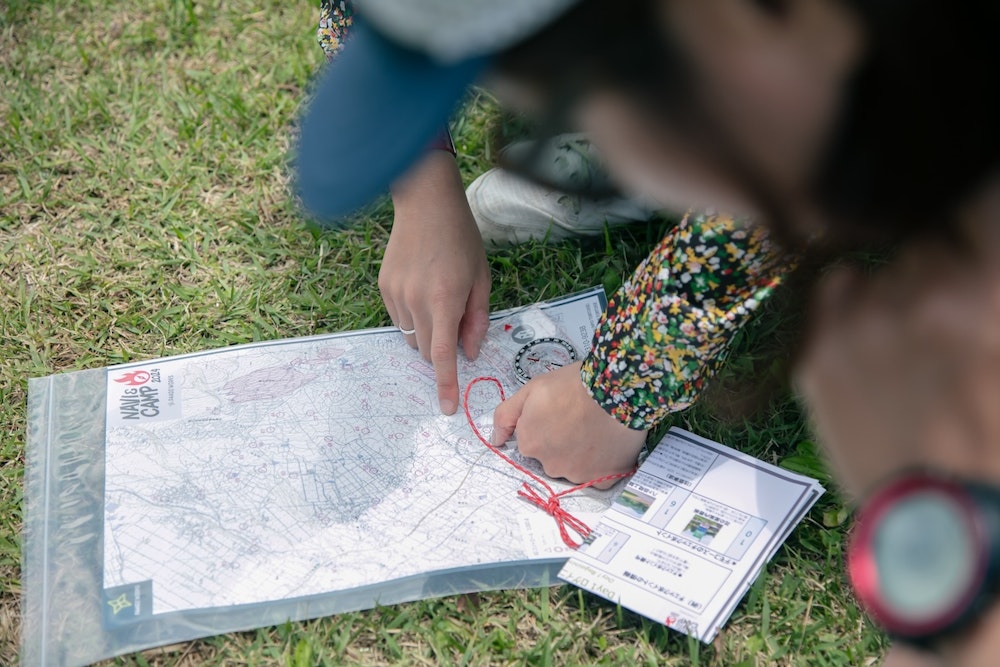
[581,212,792,431]
[318,0,355,60]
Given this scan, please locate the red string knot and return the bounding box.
[463,376,637,550]
[517,483,592,549]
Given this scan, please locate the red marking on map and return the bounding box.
[408,361,435,380]
[503,324,512,331]
[224,366,318,403]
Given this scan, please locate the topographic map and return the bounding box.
[101,289,612,619]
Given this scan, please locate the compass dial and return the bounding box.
[513,337,579,383]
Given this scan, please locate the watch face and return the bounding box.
[513,337,578,383]
[874,491,978,620]
[848,474,990,641]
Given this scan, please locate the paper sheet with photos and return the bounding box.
[560,428,824,642]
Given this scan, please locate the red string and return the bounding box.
[463,376,636,549]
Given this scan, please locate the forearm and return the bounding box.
[388,149,470,229]
[582,211,793,430]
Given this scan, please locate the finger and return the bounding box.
[429,313,462,415]
[491,386,529,446]
[459,281,491,361]
[381,275,414,332]
[398,308,419,348]
[381,289,401,331]
[382,291,419,348]
[407,303,430,356]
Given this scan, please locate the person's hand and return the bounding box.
[491,362,647,487]
[381,150,491,415]
[794,233,1000,501]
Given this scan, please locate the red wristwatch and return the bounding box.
[847,470,1000,647]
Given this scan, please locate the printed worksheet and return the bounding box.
[559,428,824,643]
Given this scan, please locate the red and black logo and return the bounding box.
[115,369,162,420]
[114,370,151,386]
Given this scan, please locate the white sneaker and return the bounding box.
[466,134,659,248]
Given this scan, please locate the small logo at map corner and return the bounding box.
[114,370,151,386]
[107,592,133,615]
[102,580,153,626]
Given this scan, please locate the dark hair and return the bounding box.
[493,0,1000,417]
[494,0,701,199]
[817,1,1000,244]
[497,0,1000,251]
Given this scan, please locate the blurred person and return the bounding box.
[296,1,1000,662]
[796,198,1000,667]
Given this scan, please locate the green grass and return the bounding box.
[0,0,887,664]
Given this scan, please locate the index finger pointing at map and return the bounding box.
[430,319,461,415]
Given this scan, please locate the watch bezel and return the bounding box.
[847,472,992,643]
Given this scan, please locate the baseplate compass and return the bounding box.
[513,336,579,383]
